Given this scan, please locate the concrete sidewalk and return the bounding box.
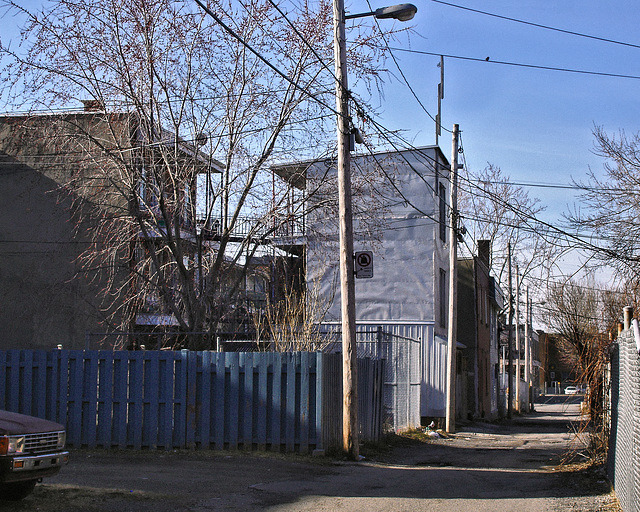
[3,396,619,511]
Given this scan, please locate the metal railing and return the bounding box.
[197,215,305,240]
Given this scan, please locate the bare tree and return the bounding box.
[567,127,640,292]
[252,276,337,352]
[544,280,621,459]
[459,164,555,288]
[0,0,400,349]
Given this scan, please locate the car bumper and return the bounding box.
[0,452,69,483]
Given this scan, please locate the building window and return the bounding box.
[184,182,192,228]
[439,268,447,328]
[439,183,446,242]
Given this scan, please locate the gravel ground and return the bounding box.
[0,396,620,512]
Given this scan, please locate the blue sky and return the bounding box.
[5,0,637,226]
[347,0,640,233]
[3,0,637,277]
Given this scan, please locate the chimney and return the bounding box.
[624,306,633,331]
[477,239,491,270]
[82,99,104,112]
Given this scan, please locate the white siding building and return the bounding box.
[274,146,452,422]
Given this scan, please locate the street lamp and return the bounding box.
[333,1,417,460]
[345,3,418,20]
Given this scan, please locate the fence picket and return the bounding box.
[97,351,114,447]
[6,351,20,412]
[197,351,212,449]
[20,351,33,415]
[67,352,83,445]
[285,353,297,452]
[113,351,128,448]
[82,351,98,448]
[214,352,225,450]
[173,351,188,448]
[158,353,174,449]
[271,352,282,451]
[130,352,144,449]
[315,353,323,450]
[242,352,253,449]
[300,352,310,453]
[33,351,47,419]
[228,352,240,450]
[257,354,268,450]
[185,350,197,449]
[143,351,160,449]
[47,351,60,425]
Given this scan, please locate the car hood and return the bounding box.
[0,410,65,435]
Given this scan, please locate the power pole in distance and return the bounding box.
[507,242,514,419]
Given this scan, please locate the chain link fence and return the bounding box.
[608,327,640,512]
[320,325,421,433]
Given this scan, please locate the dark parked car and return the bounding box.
[0,410,69,500]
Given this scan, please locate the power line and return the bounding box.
[364,0,443,131]
[430,0,640,50]
[5,0,636,279]
[475,179,584,191]
[317,98,640,272]
[385,46,640,81]
[192,0,342,120]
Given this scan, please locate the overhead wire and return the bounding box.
[429,0,640,51]
[192,0,342,120]
[384,46,640,81]
[190,1,640,286]
[6,0,637,281]
[363,0,443,131]
[255,0,448,223]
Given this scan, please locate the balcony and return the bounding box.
[197,215,305,245]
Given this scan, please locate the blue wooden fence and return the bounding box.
[0,350,327,452]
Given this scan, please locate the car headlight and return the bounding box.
[0,436,25,455]
[56,431,66,449]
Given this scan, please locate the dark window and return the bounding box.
[439,268,447,328]
[439,183,446,242]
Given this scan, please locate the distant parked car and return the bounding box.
[0,410,69,500]
[564,385,579,395]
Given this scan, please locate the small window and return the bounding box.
[439,183,446,242]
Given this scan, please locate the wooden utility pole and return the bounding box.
[515,266,520,412]
[445,124,459,433]
[333,0,358,460]
[524,287,531,412]
[507,242,514,419]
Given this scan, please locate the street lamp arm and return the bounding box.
[345,3,417,21]
[344,10,376,20]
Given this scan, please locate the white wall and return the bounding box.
[305,147,451,419]
[307,147,450,326]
